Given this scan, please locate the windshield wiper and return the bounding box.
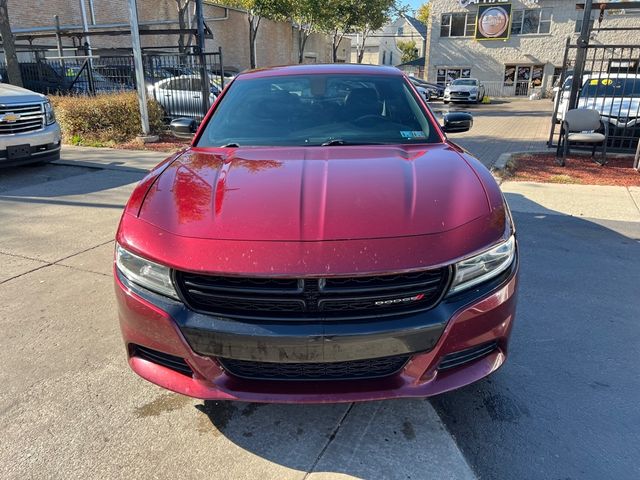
[221,142,240,148]
[321,139,347,146]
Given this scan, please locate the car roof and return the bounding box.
[237,63,404,80]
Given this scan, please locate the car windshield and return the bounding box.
[451,79,477,86]
[581,77,640,98]
[197,73,440,147]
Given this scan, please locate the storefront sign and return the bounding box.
[475,4,512,41]
[458,0,508,6]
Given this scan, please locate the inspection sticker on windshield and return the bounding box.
[400,131,426,139]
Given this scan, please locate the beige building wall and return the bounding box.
[425,0,640,94]
[5,0,349,71]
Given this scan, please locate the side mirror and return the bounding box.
[442,112,473,134]
[170,118,198,139]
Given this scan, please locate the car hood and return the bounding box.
[138,144,490,242]
[0,83,45,104]
[578,96,640,118]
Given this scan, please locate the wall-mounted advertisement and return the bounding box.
[475,4,512,41]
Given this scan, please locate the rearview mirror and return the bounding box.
[442,112,473,134]
[170,118,198,139]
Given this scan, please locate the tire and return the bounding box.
[444,100,449,104]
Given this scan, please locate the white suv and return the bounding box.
[0,83,61,167]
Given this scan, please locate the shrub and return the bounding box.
[50,92,165,146]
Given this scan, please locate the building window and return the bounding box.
[397,27,404,36]
[440,13,476,37]
[437,67,471,85]
[382,51,386,64]
[511,8,552,35]
[389,51,393,65]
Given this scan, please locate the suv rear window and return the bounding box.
[197,74,440,147]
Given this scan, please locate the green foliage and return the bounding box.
[397,39,419,63]
[416,3,430,25]
[50,92,165,146]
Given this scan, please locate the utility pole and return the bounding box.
[569,0,593,110]
[0,0,23,86]
[127,0,150,136]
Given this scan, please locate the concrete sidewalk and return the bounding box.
[1,146,476,480]
[500,180,640,225]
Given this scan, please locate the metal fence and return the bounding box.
[548,42,640,153]
[0,49,225,121]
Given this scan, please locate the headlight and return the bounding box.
[115,244,179,299]
[44,100,56,125]
[470,88,478,94]
[448,236,516,294]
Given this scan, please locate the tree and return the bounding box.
[291,0,324,63]
[0,0,22,87]
[320,0,397,63]
[174,0,194,54]
[397,39,418,64]
[226,0,290,68]
[416,3,430,25]
[351,0,396,64]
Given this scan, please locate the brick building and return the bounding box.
[5,0,349,72]
[424,0,639,96]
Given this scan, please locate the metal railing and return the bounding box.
[549,42,640,154]
[0,49,225,121]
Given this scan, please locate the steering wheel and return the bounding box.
[352,114,388,127]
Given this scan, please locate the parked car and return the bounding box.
[52,64,130,94]
[409,77,432,101]
[0,63,69,95]
[115,64,518,403]
[409,76,444,100]
[0,82,61,167]
[147,74,220,119]
[554,74,640,138]
[444,78,485,104]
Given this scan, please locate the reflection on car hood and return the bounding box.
[578,97,640,118]
[138,144,491,242]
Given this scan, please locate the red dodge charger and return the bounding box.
[115,64,518,403]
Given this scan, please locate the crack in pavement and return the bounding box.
[303,403,355,479]
[0,239,114,285]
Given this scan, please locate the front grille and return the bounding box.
[219,355,410,381]
[451,92,470,97]
[438,342,498,371]
[0,103,44,134]
[174,268,450,321]
[132,344,193,376]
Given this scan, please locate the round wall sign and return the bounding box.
[478,6,510,38]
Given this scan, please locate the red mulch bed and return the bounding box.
[504,153,639,187]
[117,134,191,153]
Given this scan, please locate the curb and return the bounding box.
[490,150,551,185]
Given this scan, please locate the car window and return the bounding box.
[197,74,441,147]
[581,77,640,98]
[451,79,477,86]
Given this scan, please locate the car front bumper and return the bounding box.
[115,255,518,403]
[0,122,62,167]
[444,92,478,102]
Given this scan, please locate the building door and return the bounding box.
[515,66,531,96]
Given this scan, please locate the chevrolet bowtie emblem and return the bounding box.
[0,113,20,123]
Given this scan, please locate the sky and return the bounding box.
[405,0,428,16]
